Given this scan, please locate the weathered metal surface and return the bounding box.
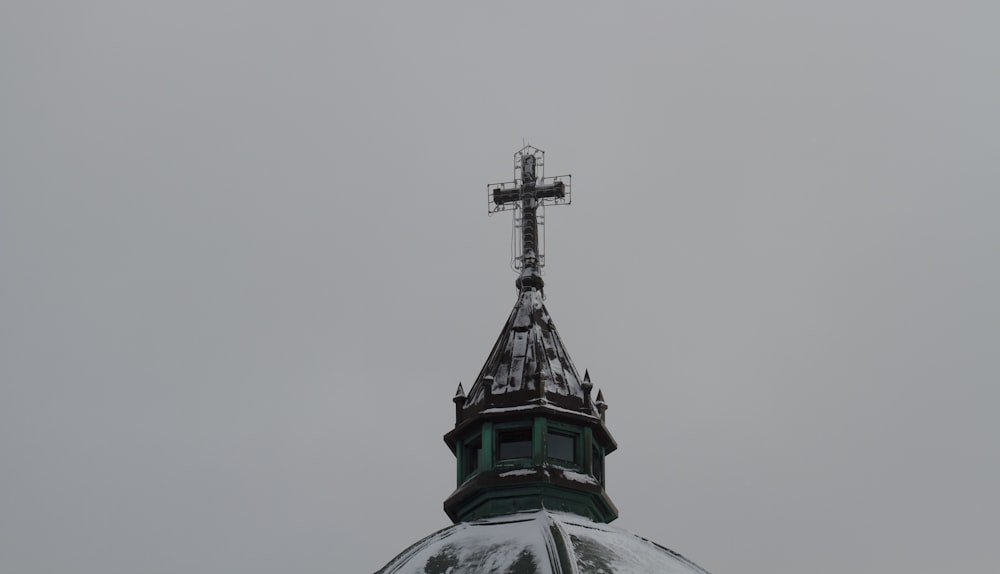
[375,511,711,574]
[462,289,591,414]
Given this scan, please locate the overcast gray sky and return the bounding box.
[2,2,998,573]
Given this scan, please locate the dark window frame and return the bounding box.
[592,444,604,484]
[495,425,533,463]
[544,421,582,469]
[546,430,577,464]
[462,434,482,479]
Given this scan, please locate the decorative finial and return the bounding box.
[581,370,594,413]
[595,389,608,422]
[488,146,571,291]
[453,382,466,424]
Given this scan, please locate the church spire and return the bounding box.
[444,147,617,525]
[378,146,713,574]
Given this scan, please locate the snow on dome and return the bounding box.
[375,510,709,574]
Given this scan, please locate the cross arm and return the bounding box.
[492,181,566,206]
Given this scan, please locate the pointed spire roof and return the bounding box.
[462,286,591,415]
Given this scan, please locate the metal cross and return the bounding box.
[488,146,571,291]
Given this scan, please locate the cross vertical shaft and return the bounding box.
[517,196,543,290]
[489,146,571,292]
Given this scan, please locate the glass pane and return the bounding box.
[463,436,481,476]
[547,431,575,463]
[497,428,532,460]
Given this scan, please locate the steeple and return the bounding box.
[378,146,712,574]
[443,146,618,524]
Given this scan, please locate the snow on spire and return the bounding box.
[582,370,594,413]
[595,389,608,422]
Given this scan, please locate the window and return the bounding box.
[592,446,604,483]
[463,435,481,477]
[547,431,576,464]
[497,428,532,461]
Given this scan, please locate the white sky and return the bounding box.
[2,2,997,573]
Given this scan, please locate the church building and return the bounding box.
[376,147,711,574]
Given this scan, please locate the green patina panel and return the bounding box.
[532,417,546,464]
[481,421,494,472]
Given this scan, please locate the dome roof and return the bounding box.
[376,510,709,574]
